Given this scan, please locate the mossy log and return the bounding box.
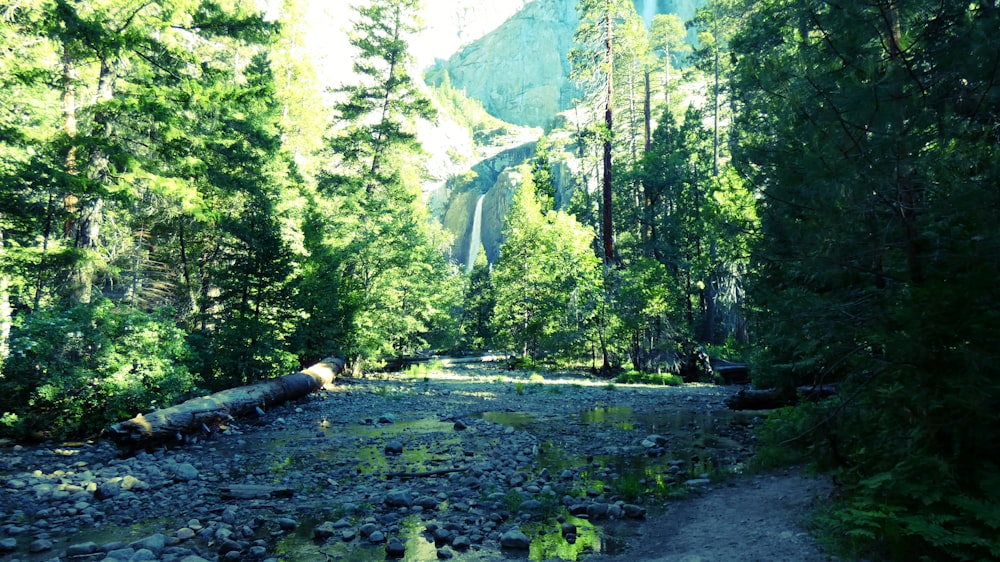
[107,357,344,449]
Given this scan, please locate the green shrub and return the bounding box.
[0,300,197,439]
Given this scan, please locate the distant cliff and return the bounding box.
[426,0,581,129]
[426,0,705,129]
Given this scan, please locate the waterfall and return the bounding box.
[643,0,656,26]
[466,194,486,273]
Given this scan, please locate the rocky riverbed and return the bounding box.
[0,361,832,561]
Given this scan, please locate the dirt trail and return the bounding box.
[592,468,833,562]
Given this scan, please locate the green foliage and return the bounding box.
[491,167,604,362]
[456,248,495,352]
[733,1,1000,559]
[0,300,196,439]
[614,369,683,386]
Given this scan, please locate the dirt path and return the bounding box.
[592,468,833,562]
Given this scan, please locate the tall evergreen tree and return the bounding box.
[571,0,637,263]
[308,0,459,373]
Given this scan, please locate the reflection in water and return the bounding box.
[473,410,536,429]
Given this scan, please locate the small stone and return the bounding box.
[368,530,386,543]
[623,504,646,519]
[28,538,53,553]
[385,489,413,508]
[130,548,157,561]
[341,529,356,542]
[378,413,396,424]
[314,521,337,540]
[384,441,404,455]
[176,528,196,540]
[121,475,147,490]
[218,539,242,554]
[0,538,17,552]
[499,528,531,550]
[276,517,298,531]
[519,499,543,512]
[94,480,123,500]
[433,528,451,545]
[587,502,609,519]
[385,537,406,558]
[437,547,454,559]
[172,463,199,482]
[250,545,267,557]
[685,478,712,487]
[560,522,577,536]
[414,496,439,510]
[451,535,471,550]
[453,420,468,431]
[131,533,166,555]
[67,541,99,556]
[359,523,379,538]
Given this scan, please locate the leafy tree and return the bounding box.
[492,166,603,362]
[732,0,1000,559]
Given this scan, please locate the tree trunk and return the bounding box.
[107,357,345,449]
[601,0,615,264]
[0,224,9,368]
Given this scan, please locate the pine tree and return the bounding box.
[310,0,458,373]
[571,0,637,263]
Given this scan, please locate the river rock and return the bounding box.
[414,496,439,510]
[499,528,530,550]
[385,489,413,508]
[623,503,647,518]
[384,441,404,455]
[369,530,387,543]
[28,537,53,553]
[314,521,338,540]
[94,479,123,500]
[131,533,166,555]
[452,535,471,550]
[172,463,199,482]
[385,537,406,557]
[0,538,17,552]
[685,478,712,487]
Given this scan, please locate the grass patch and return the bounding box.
[614,369,684,386]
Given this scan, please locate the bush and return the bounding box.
[0,300,197,439]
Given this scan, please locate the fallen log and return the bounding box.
[219,484,295,500]
[384,467,469,479]
[107,357,345,449]
[725,384,837,410]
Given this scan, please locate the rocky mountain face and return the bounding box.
[426,0,581,129]
[427,0,704,129]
